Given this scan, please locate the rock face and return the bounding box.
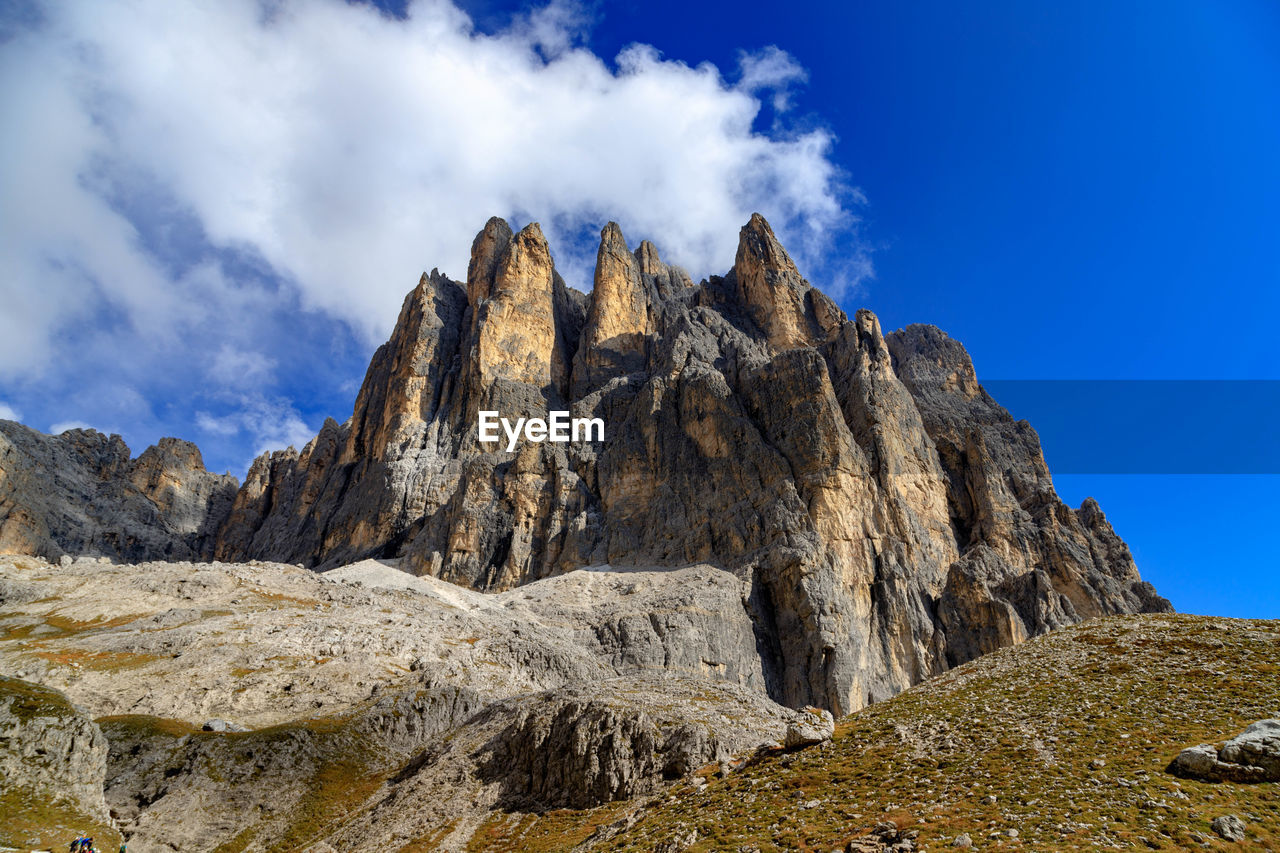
[0,675,115,840]
[209,214,1169,714]
[321,676,799,851]
[0,423,237,562]
[3,215,1170,716]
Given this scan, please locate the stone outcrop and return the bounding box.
[100,683,487,853]
[471,679,792,810]
[5,215,1171,717]
[321,676,799,850]
[0,423,237,562]
[0,675,115,843]
[1170,719,1280,783]
[783,706,836,748]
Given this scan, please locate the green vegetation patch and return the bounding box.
[467,801,637,853]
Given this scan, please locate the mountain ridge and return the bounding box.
[0,213,1171,715]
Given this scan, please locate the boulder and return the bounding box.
[1211,814,1246,842]
[784,705,835,748]
[201,718,249,733]
[1170,719,1280,782]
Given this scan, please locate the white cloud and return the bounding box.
[207,345,277,387]
[737,46,809,112]
[0,0,860,386]
[0,401,21,422]
[195,412,241,437]
[51,420,94,434]
[196,394,315,458]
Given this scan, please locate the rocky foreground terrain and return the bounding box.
[0,554,814,851]
[601,614,1280,852]
[2,554,1275,852]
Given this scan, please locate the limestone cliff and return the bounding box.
[211,214,1171,714]
[0,424,237,562]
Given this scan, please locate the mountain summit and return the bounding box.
[0,214,1170,714]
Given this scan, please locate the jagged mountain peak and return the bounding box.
[205,214,1168,713]
[0,214,1170,716]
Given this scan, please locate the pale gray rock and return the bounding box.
[200,718,248,732]
[1218,718,1280,777]
[0,423,236,562]
[321,676,800,849]
[0,675,113,831]
[1170,719,1280,782]
[0,557,768,729]
[101,682,486,853]
[1211,814,1246,842]
[784,705,835,748]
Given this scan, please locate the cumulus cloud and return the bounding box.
[0,401,21,422]
[0,0,864,470]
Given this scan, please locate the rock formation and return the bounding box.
[0,675,117,845]
[0,555,804,852]
[0,424,237,562]
[210,214,1170,714]
[1171,719,1280,782]
[1,214,1171,716]
[0,556,770,728]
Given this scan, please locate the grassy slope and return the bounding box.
[582,614,1279,852]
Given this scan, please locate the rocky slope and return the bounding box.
[2,552,1267,853]
[0,555,769,728]
[0,554,809,852]
[0,424,237,562]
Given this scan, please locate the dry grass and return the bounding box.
[466,801,638,853]
[595,614,1280,852]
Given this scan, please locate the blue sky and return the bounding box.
[1,1,1276,616]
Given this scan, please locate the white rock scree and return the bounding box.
[477,410,604,451]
